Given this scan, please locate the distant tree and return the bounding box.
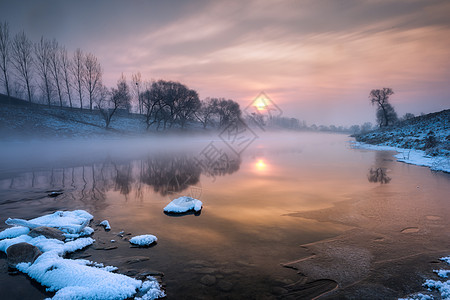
[60,46,73,108]
[83,52,102,110]
[131,72,142,114]
[34,37,52,106]
[142,82,164,130]
[141,80,200,130]
[360,122,373,133]
[174,88,200,128]
[376,102,397,127]
[48,39,63,107]
[0,22,11,98]
[216,98,242,128]
[11,31,34,103]
[114,73,131,112]
[369,88,397,127]
[401,113,415,121]
[97,75,131,128]
[196,97,218,129]
[350,125,361,134]
[71,48,84,109]
[96,84,112,128]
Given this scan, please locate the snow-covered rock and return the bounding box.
[130,235,158,247]
[99,220,111,230]
[164,196,203,213]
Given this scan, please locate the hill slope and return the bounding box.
[354,109,450,156]
[0,94,186,139]
[353,109,450,172]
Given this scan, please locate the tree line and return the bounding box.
[0,21,243,130]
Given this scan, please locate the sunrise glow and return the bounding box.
[255,159,267,172]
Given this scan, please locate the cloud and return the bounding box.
[1,0,449,125]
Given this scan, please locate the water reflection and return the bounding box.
[367,167,391,184]
[0,152,242,204]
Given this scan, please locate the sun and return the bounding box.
[255,159,266,171]
[254,98,268,111]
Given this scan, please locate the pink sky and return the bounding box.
[1,0,449,126]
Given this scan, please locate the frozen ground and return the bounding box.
[0,97,204,140]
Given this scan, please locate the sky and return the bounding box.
[1,0,449,126]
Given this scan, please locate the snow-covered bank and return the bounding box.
[400,256,450,300]
[351,142,450,173]
[352,109,449,173]
[0,210,165,300]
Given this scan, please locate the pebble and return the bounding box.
[217,280,233,292]
[200,275,216,286]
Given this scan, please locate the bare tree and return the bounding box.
[175,88,200,128]
[131,72,142,114]
[49,39,63,107]
[11,31,34,102]
[216,98,242,128]
[71,48,84,109]
[195,98,218,129]
[60,46,73,108]
[97,74,130,128]
[369,88,397,127]
[83,52,102,110]
[376,102,397,127]
[34,36,52,106]
[142,82,164,130]
[0,22,11,98]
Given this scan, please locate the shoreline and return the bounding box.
[351,141,450,173]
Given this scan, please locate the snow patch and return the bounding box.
[418,255,450,300]
[0,210,165,299]
[130,235,158,246]
[351,142,450,173]
[164,196,203,213]
[100,220,111,230]
[0,226,30,240]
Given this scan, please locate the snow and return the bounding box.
[0,226,29,239]
[406,255,450,300]
[130,235,158,246]
[100,219,111,230]
[351,142,450,173]
[0,210,165,299]
[164,196,203,213]
[6,210,94,236]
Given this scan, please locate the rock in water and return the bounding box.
[164,196,203,214]
[6,242,42,267]
[28,226,65,241]
[48,191,63,197]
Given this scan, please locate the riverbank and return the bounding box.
[352,109,450,173]
[351,142,450,173]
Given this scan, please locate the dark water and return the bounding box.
[0,132,448,299]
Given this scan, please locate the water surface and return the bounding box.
[0,132,448,299]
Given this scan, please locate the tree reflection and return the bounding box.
[367,167,391,184]
[0,151,242,205]
[140,155,201,196]
[140,152,241,196]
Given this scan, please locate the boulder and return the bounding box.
[28,226,65,241]
[6,242,42,267]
